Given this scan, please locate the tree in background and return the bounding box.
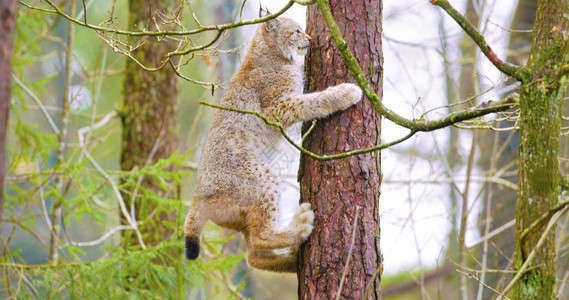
[1,0,568,298]
[298,0,382,298]
[120,0,179,247]
[0,0,19,219]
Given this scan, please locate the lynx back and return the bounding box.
[183,9,362,273]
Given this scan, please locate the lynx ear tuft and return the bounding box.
[185,236,200,260]
[259,4,280,31]
[259,5,270,18]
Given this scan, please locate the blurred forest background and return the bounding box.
[0,0,568,299]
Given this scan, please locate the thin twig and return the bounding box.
[31,0,294,37]
[468,219,515,249]
[497,203,569,299]
[70,225,132,247]
[12,75,59,135]
[457,270,511,300]
[76,111,147,249]
[49,0,77,264]
[335,206,360,300]
[301,119,317,142]
[458,132,477,300]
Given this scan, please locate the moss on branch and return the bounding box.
[519,197,569,256]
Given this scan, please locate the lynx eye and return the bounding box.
[295,29,301,34]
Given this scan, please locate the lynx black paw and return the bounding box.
[185,236,200,260]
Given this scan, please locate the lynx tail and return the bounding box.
[184,201,205,260]
[185,236,200,260]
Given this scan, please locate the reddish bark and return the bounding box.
[298,0,383,299]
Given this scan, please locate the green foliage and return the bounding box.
[2,242,246,299]
[2,0,250,299]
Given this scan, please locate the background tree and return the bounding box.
[298,0,382,298]
[119,0,179,247]
[0,0,19,220]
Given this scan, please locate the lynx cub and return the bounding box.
[184,9,362,272]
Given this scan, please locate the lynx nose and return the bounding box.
[304,33,311,41]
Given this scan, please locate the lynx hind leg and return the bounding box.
[245,169,312,250]
[246,248,299,273]
[293,203,315,240]
[247,199,315,250]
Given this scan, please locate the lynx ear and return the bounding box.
[259,6,280,31]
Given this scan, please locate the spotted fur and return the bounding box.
[184,10,362,273]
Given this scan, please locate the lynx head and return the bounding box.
[260,8,311,61]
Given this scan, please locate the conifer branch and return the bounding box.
[558,64,569,79]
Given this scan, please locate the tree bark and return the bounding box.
[514,0,568,298]
[298,1,382,299]
[0,0,19,219]
[120,0,178,247]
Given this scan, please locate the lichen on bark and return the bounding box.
[514,0,568,298]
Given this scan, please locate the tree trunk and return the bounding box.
[0,0,19,219]
[456,3,479,298]
[477,1,536,297]
[514,0,568,298]
[120,0,178,247]
[298,1,382,299]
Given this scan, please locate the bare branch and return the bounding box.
[292,0,316,4]
[519,197,569,248]
[497,201,569,299]
[26,0,294,37]
[430,0,526,81]
[468,220,516,249]
[70,225,133,247]
[558,64,569,78]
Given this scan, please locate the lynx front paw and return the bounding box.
[330,83,363,111]
[295,203,315,240]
